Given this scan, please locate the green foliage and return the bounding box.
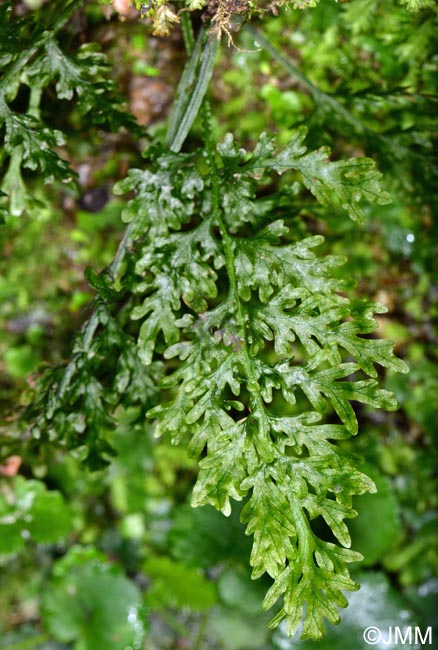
[0,0,140,219]
[0,477,71,555]
[4,118,408,638]
[348,466,402,566]
[110,127,405,638]
[272,572,420,649]
[0,0,435,647]
[42,547,145,650]
[170,503,253,567]
[143,555,217,610]
[24,302,163,469]
[246,128,392,222]
[4,344,40,378]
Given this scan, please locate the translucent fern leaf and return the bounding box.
[110,131,409,639]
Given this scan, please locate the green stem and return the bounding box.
[28,85,43,120]
[200,101,272,463]
[289,495,315,567]
[58,304,103,399]
[166,19,219,153]
[108,219,136,280]
[180,10,196,54]
[2,146,26,217]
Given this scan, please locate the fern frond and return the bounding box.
[113,130,408,639]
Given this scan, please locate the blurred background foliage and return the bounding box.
[0,0,437,648]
